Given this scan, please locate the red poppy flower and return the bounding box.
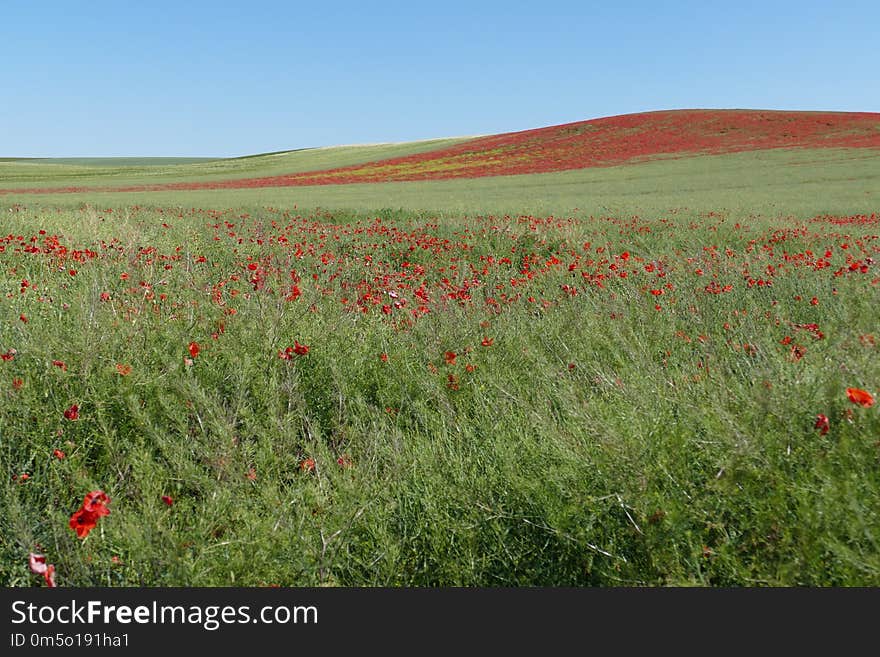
[83,490,111,514]
[69,490,111,539]
[444,351,457,365]
[29,553,48,575]
[188,341,200,358]
[789,345,806,362]
[69,509,99,538]
[846,388,875,408]
[293,341,309,356]
[481,337,494,347]
[161,495,174,506]
[44,564,56,588]
[53,449,65,459]
[63,404,79,421]
[12,378,23,390]
[814,414,830,435]
[300,458,316,472]
[116,363,132,376]
[52,360,68,371]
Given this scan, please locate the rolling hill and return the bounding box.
[2,109,878,197]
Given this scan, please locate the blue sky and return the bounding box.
[2,1,878,157]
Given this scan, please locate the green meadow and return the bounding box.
[1,143,878,586]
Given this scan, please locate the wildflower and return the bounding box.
[29,553,48,575]
[293,341,309,356]
[44,564,56,587]
[161,495,174,506]
[444,351,457,366]
[846,388,875,408]
[29,554,56,587]
[188,342,200,358]
[481,337,494,347]
[53,449,65,459]
[300,458,316,473]
[63,404,79,421]
[52,360,68,371]
[69,490,110,539]
[116,363,132,376]
[814,414,830,435]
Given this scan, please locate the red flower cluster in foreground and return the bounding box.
[69,490,111,539]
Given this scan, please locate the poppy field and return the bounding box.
[2,198,878,586]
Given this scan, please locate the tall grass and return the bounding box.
[1,205,877,586]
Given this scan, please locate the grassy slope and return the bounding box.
[0,138,471,189]
[6,148,880,218]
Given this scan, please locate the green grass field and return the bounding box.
[1,131,878,587]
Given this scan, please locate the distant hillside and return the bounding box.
[3,109,879,195]
[130,109,880,192]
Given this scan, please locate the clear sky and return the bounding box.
[2,0,878,157]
